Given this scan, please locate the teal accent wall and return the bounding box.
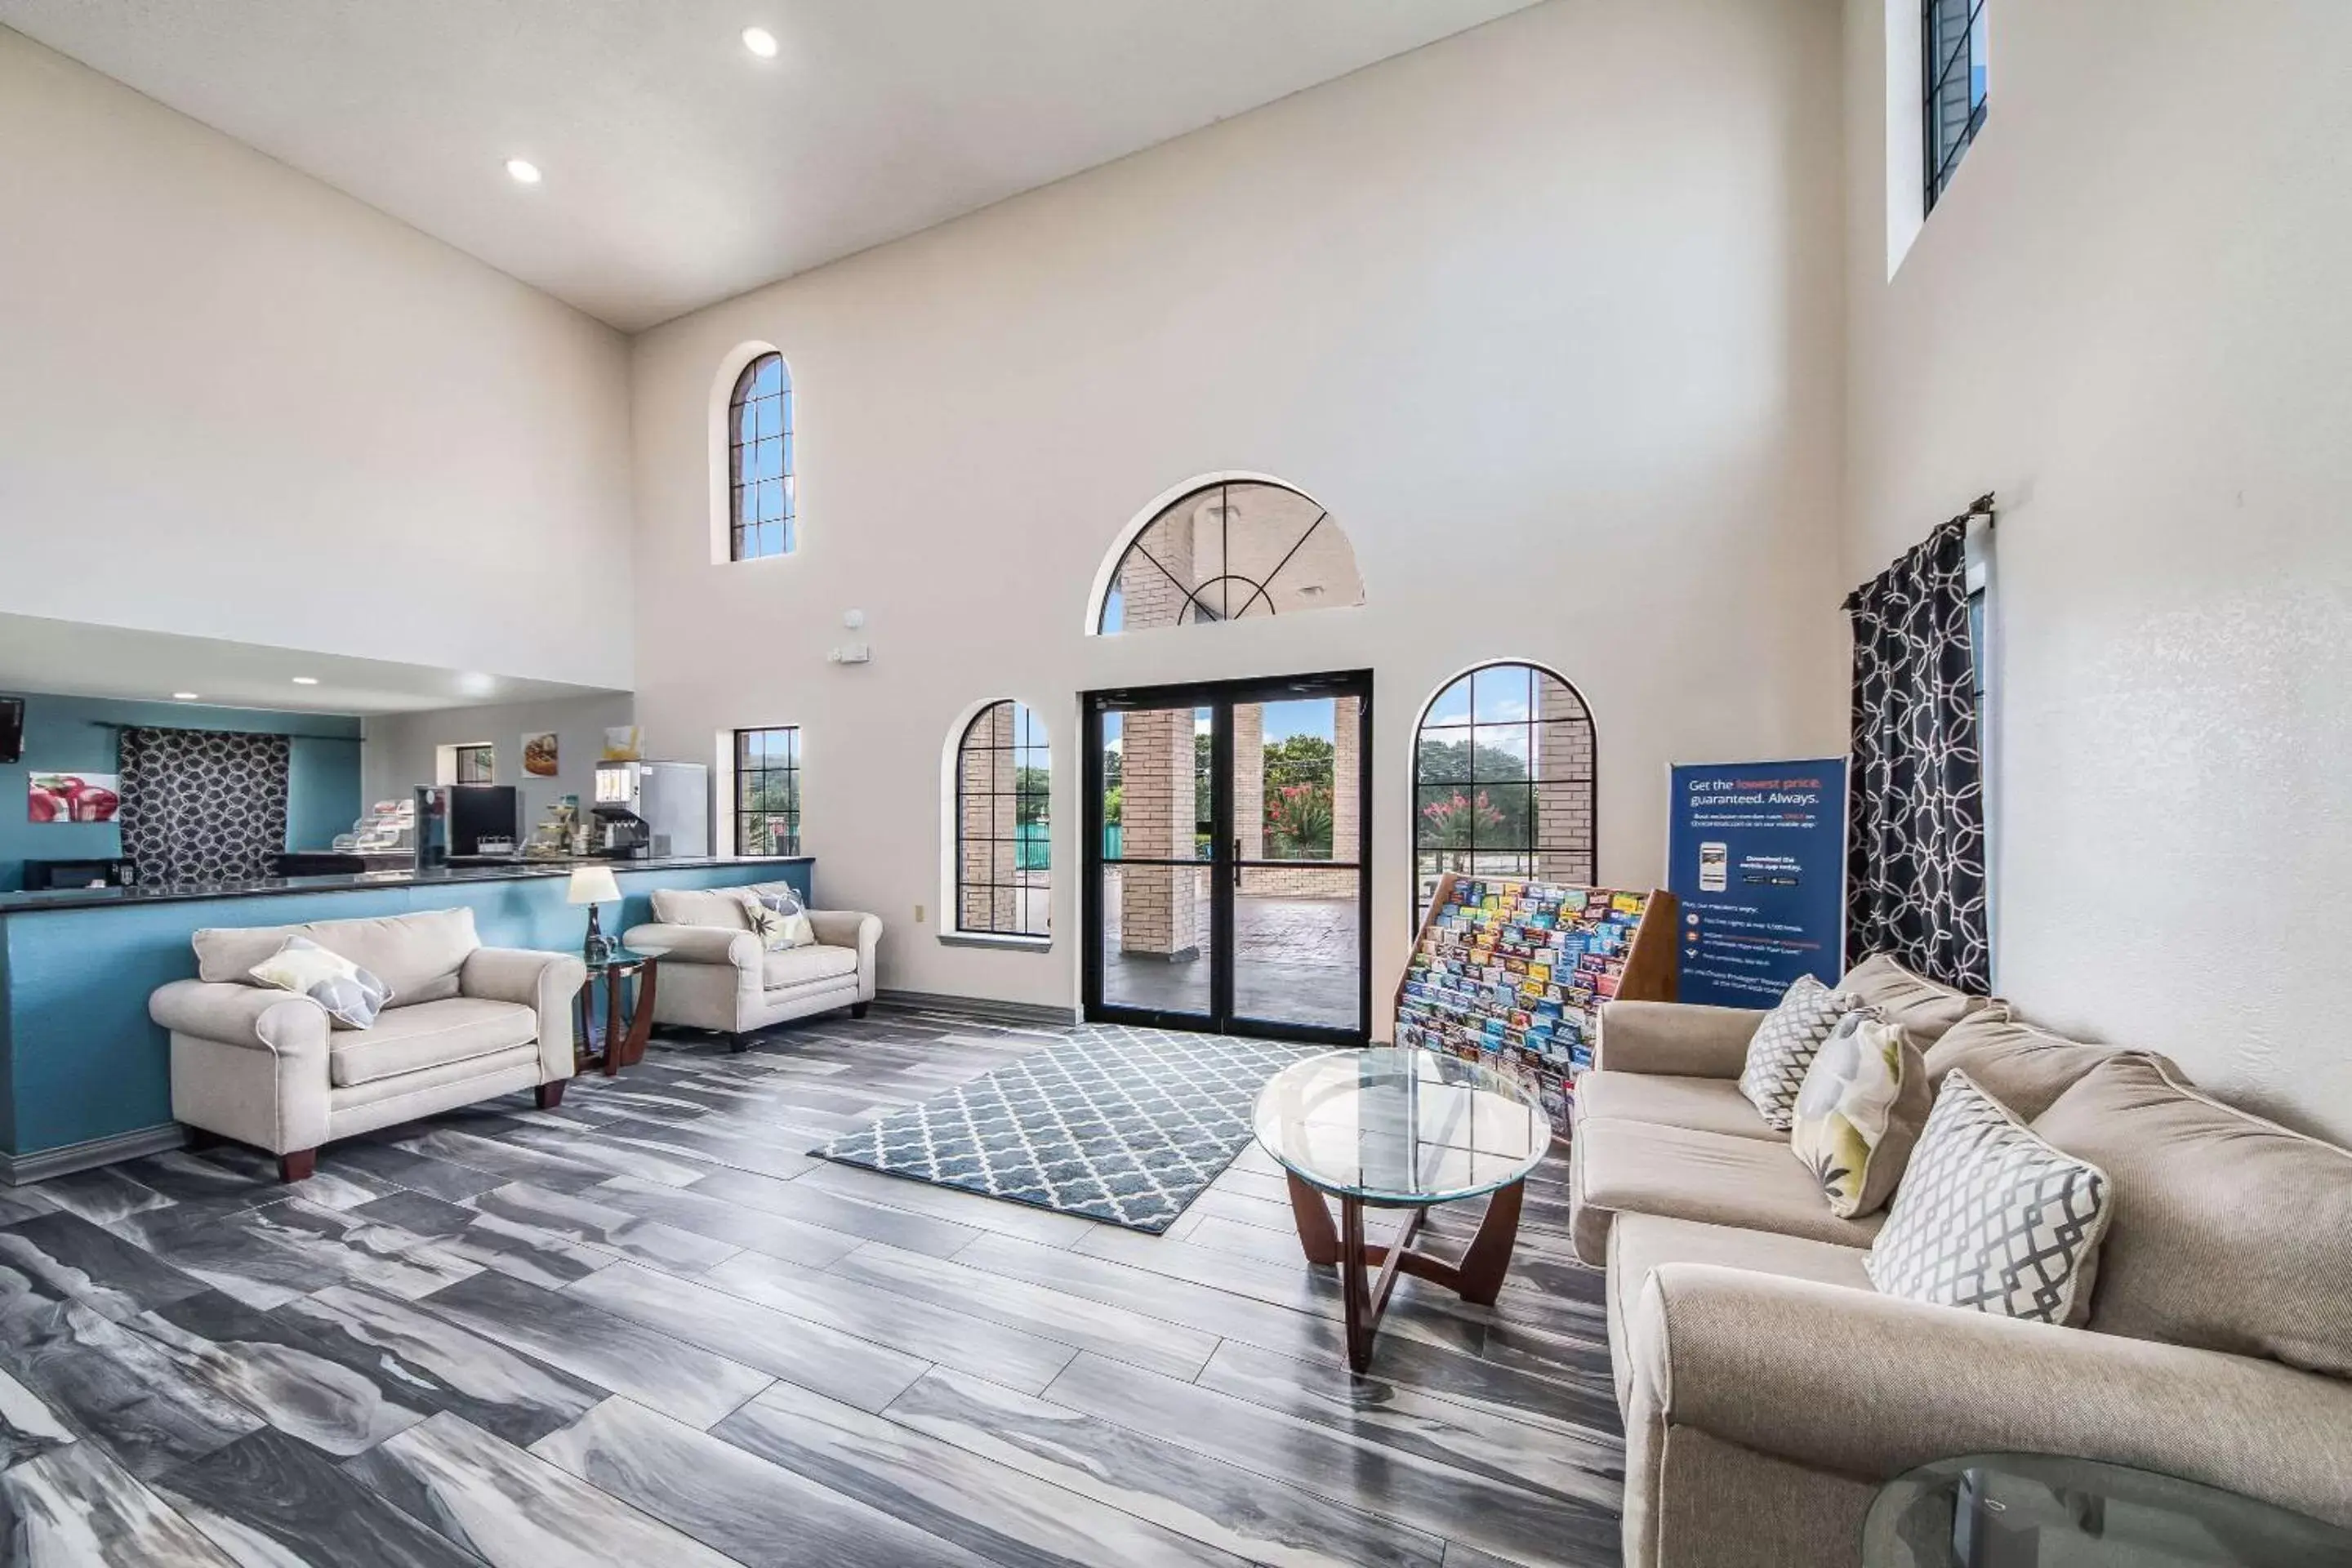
[0,859,815,1158]
[1,694,365,891]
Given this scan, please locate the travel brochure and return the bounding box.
[1396,877,1651,1131]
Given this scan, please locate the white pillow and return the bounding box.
[1865,1070,2114,1326]
[248,935,393,1030]
[1738,974,1864,1131]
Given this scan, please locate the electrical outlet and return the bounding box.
[915,903,925,924]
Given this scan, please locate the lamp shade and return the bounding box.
[566,865,622,906]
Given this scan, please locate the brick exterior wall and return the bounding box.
[956,702,1018,931]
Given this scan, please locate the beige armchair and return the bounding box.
[149,907,583,1181]
[625,881,880,1049]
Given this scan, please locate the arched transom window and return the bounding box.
[1097,479,1363,634]
[956,701,1049,938]
[728,352,795,561]
[1412,662,1596,920]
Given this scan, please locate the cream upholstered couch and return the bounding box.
[1577,954,2352,1567]
[624,880,880,1049]
[149,907,584,1182]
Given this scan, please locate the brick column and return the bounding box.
[1330,695,1361,863]
[1117,706,1199,958]
[958,703,1018,930]
[1232,702,1264,862]
[1533,679,1596,884]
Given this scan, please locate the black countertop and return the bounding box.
[0,856,814,915]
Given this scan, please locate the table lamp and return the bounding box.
[567,864,623,960]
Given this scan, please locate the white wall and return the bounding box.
[630,0,1851,1015]
[0,28,635,691]
[1843,2,2352,1138]
[363,693,641,841]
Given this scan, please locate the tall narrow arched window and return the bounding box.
[728,352,795,560]
[1412,662,1596,922]
[956,701,1049,938]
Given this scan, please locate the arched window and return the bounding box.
[956,701,1049,938]
[1094,479,1362,634]
[728,352,795,560]
[1412,662,1596,921]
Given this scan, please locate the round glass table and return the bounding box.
[1864,1453,2352,1567]
[1252,1047,1552,1371]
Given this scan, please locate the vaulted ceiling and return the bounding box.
[1,0,1541,330]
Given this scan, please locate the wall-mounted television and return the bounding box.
[0,697,21,765]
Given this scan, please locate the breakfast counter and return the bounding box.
[0,855,815,1178]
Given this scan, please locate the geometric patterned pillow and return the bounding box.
[1739,974,1866,1132]
[1864,1070,2114,1325]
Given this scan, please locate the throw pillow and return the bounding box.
[247,935,393,1030]
[1865,1070,2113,1325]
[1739,973,1864,1131]
[1788,1011,1931,1218]
[737,890,813,951]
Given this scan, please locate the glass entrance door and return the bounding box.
[1084,671,1371,1045]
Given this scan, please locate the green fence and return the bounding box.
[1018,820,1052,871]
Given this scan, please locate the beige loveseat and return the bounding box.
[149,907,584,1182]
[1577,956,2352,1567]
[624,881,880,1049]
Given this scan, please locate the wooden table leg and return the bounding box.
[1341,1196,1373,1373]
[1285,1170,1341,1266]
[602,972,623,1077]
[1455,1178,1524,1305]
[618,960,658,1069]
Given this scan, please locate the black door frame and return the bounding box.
[1081,669,1374,1045]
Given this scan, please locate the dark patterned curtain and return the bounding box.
[1844,517,1989,991]
[118,728,291,886]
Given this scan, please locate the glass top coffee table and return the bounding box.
[1252,1047,1552,1372]
[1865,1453,2352,1567]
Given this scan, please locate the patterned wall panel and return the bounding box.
[118,728,291,885]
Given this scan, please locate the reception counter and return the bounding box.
[0,856,814,1179]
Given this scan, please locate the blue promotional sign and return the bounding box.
[1666,758,1848,1008]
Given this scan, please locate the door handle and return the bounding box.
[1232,836,1242,889]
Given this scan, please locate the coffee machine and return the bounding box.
[590,760,709,858]
[413,785,521,866]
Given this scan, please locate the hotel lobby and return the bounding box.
[0,2,2348,1565]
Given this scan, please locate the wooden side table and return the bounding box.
[575,947,662,1077]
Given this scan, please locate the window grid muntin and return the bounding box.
[1923,0,1988,214]
[453,744,494,785]
[1412,662,1596,923]
[734,725,800,855]
[728,353,795,561]
[956,700,1050,938]
[1098,482,1339,634]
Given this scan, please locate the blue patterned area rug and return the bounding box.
[812,1024,1321,1234]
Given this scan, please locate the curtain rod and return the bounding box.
[1958,492,1997,528]
[86,721,362,744]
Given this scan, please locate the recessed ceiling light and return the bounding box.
[742,26,779,58]
[172,692,199,701]
[504,158,542,185]
[292,676,320,686]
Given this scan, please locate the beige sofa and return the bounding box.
[1577,956,2352,1567]
[624,880,880,1049]
[149,907,584,1182]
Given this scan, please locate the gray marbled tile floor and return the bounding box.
[0,1006,1623,1566]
